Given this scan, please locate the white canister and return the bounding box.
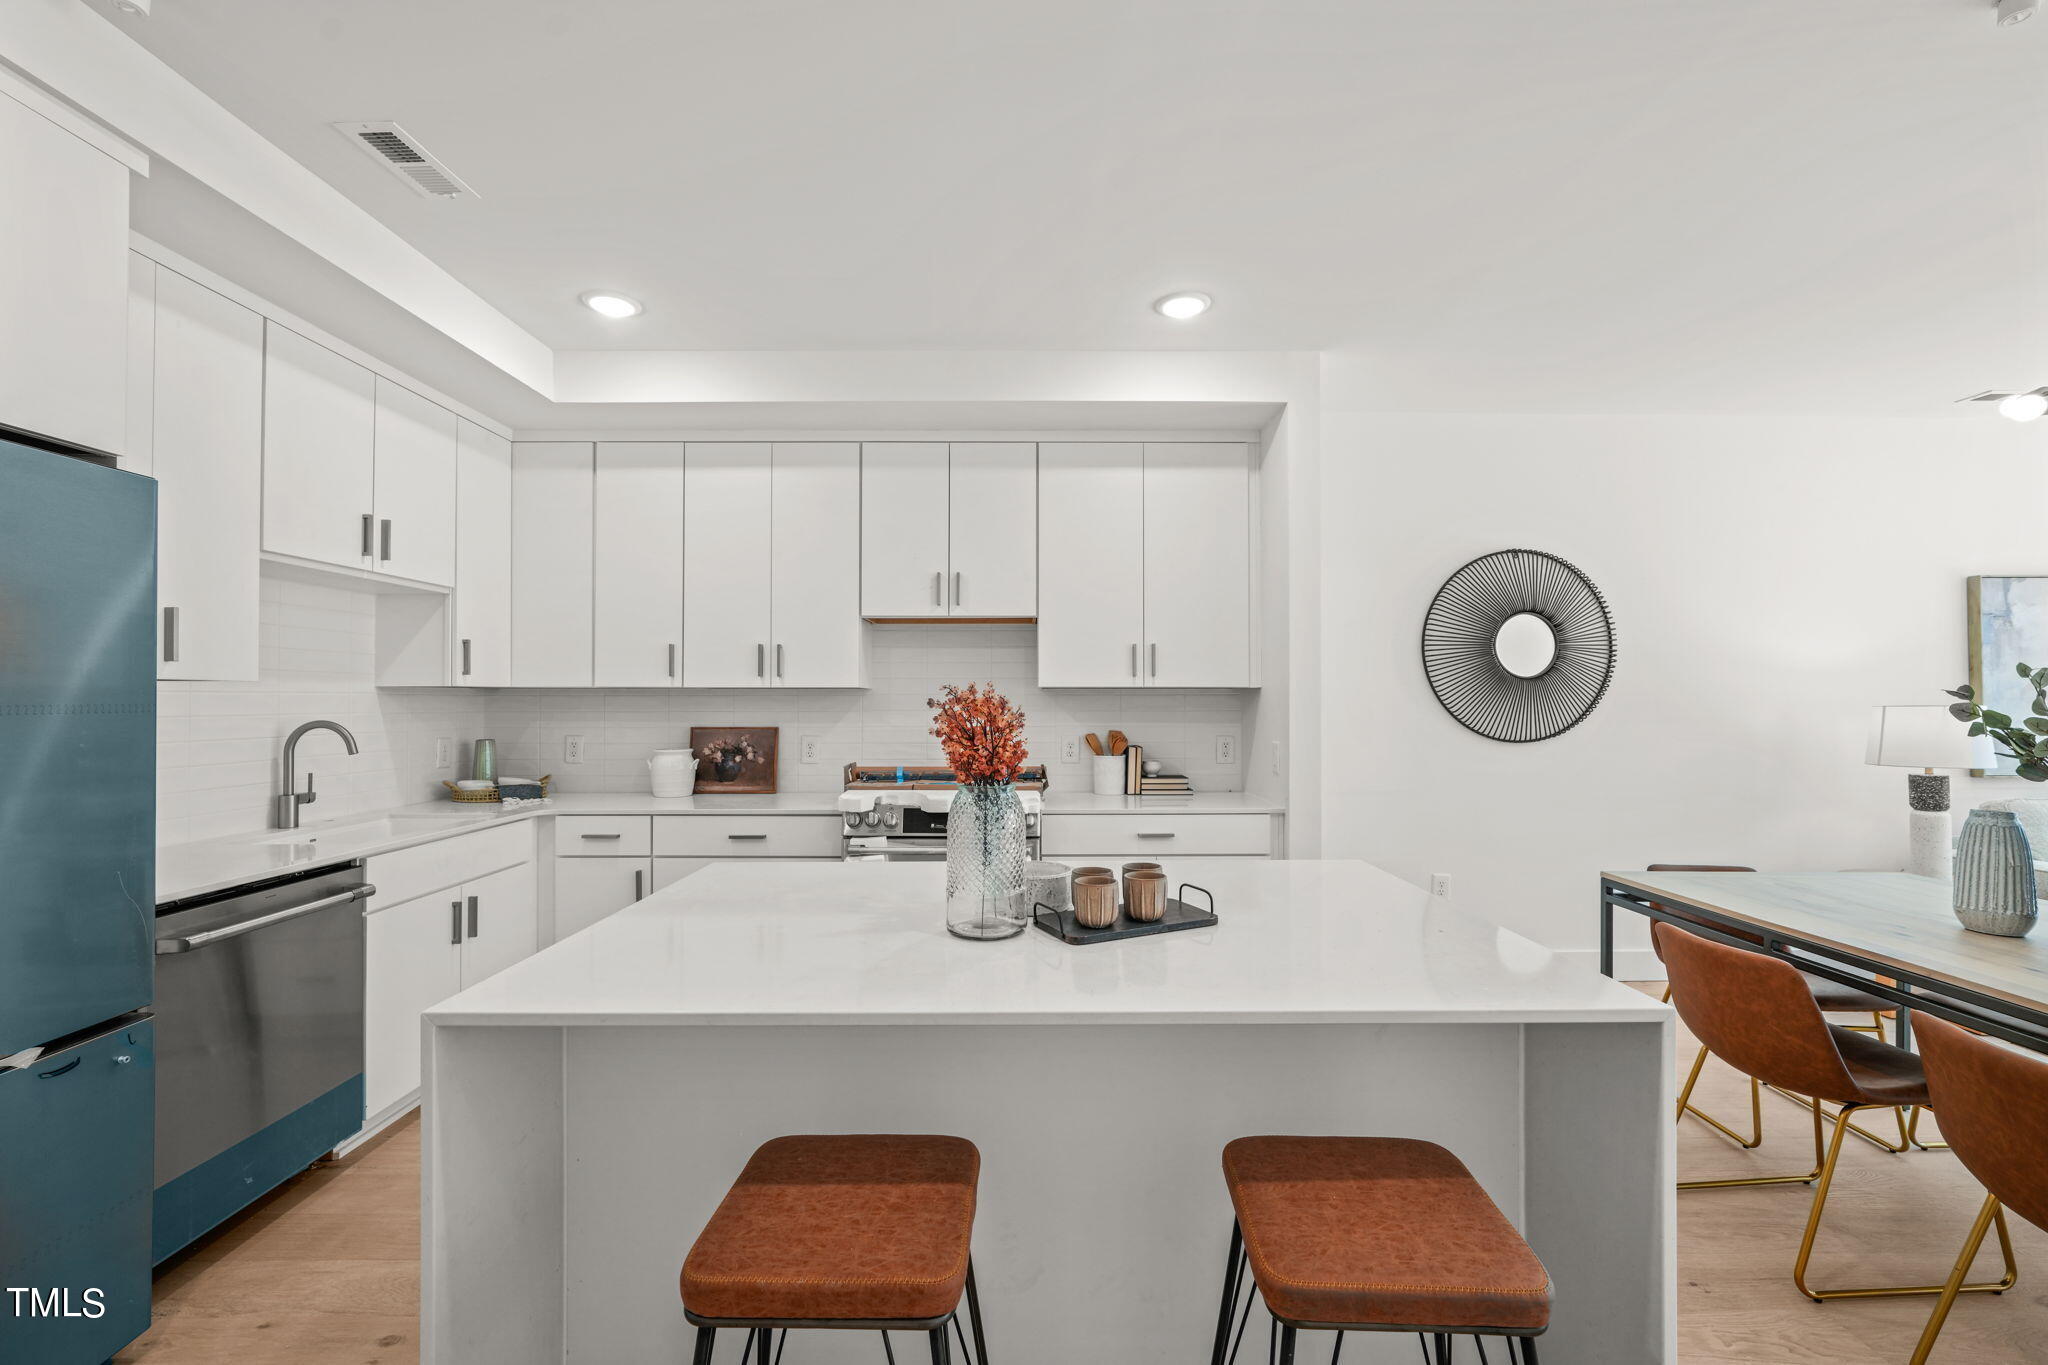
[647,749,699,797]
[1091,754,1126,796]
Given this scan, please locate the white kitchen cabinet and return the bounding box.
[363,890,462,1121]
[1142,443,1251,687]
[134,263,263,682]
[123,254,154,476]
[769,443,866,687]
[0,83,131,457]
[452,422,512,686]
[594,442,686,687]
[860,442,950,618]
[262,323,376,570]
[553,855,651,941]
[457,862,539,989]
[370,378,458,586]
[949,443,1037,617]
[682,443,773,688]
[1037,444,1146,687]
[861,442,1036,621]
[510,443,595,686]
[1037,442,1251,688]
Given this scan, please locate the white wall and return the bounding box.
[157,574,491,844]
[1317,401,2048,971]
[490,625,1251,796]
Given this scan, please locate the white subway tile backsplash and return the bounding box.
[158,605,1252,845]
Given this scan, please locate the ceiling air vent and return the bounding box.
[332,121,478,200]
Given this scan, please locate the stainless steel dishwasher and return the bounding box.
[150,862,373,1261]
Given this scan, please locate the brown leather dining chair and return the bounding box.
[1646,864,1913,1161]
[1908,1015,2046,1363]
[1655,922,2018,1303]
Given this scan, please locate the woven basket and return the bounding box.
[442,775,552,804]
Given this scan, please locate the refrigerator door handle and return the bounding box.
[155,885,375,954]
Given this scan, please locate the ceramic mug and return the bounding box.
[1125,870,1168,922]
[1073,875,1119,929]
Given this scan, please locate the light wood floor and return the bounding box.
[115,991,2048,1364]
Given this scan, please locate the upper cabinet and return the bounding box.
[261,325,457,587]
[452,422,513,687]
[510,443,595,687]
[141,262,263,682]
[860,442,1035,620]
[1037,442,1252,688]
[262,323,376,569]
[0,84,131,457]
[593,443,686,687]
[684,443,864,688]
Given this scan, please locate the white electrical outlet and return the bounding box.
[565,734,586,765]
[434,737,452,770]
[1216,734,1236,764]
[800,735,821,764]
[1429,873,1452,899]
[1062,738,1080,762]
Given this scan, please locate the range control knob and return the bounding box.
[883,808,900,828]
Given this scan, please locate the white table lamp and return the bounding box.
[1867,705,1989,878]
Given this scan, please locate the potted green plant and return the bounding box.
[1946,664,2048,780]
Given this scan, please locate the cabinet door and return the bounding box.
[371,378,458,586]
[594,442,686,687]
[262,323,375,568]
[1143,444,1251,687]
[123,253,154,476]
[0,87,129,457]
[459,863,538,990]
[364,892,463,1120]
[1036,444,1145,687]
[551,857,650,942]
[452,422,512,687]
[510,443,594,686]
[771,443,865,687]
[152,268,263,682]
[859,442,949,619]
[682,443,772,688]
[949,442,1037,618]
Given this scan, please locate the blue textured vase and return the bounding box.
[1953,808,2038,938]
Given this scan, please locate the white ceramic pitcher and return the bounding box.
[647,749,699,797]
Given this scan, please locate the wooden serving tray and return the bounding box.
[1032,885,1217,945]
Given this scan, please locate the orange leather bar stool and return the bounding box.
[680,1135,988,1364]
[1208,1137,1549,1365]
[1647,864,1912,1157]
[1656,923,2017,1303]
[1908,1016,2043,1363]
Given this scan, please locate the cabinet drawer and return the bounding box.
[1040,813,1270,858]
[367,821,533,908]
[653,815,841,858]
[555,814,652,857]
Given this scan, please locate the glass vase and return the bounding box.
[946,782,1028,940]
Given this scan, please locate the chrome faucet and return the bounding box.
[275,720,361,829]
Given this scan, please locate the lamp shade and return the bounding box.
[1866,705,1984,771]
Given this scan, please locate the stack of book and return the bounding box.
[1138,771,1194,794]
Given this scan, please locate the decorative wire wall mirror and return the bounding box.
[1421,549,1616,742]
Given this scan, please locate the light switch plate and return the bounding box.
[565,734,586,764]
[800,735,820,764]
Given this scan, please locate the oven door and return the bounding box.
[842,835,1044,862]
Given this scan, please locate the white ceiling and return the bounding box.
[88,0,2048,414]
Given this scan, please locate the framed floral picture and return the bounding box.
[690,726,778,794]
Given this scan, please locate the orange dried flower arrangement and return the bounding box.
[928,683,1028,785]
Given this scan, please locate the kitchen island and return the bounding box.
[422,859,1673,1364]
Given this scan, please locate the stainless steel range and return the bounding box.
[838,764,1046,861]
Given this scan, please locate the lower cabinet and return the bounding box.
[553,854,651,941]
[363,853,537,1122]
[548,814,842,943]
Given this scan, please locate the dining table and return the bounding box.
[1600,869,2048,1055]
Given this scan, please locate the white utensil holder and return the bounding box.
[1091,754,1126,795]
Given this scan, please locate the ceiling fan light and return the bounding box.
[1998,391,2048,422]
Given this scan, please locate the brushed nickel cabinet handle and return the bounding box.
[633,867,645,900]
[668,643,677,678]
[460,638,472,676]
[775,643,784,679]
[954,571,963,607]
[726,833,768,841]
[1130,644,1139,678]
[379,518,393,562]
[361,513,375,557]
[1150,643,1158,677]
[466,894,479,939]
[580,832,622,841]
[1136,832,1176,840]
[933,571,943,607]
[450,900,463,945]
[756,643,766,678]
[162,606,179,664]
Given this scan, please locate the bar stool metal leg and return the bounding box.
[1519,1337,1540,1364]
[1211,1222,1245,1365]
[690,1325,717,1365]
[1276,1323,1297,1365]
[927,1322,951,1363]
[964,1259,990,1365]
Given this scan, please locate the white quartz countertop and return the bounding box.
[427,859,1664,1028]
[155,790,1282,904]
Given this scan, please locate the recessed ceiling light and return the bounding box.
[1999,391,2048,421]
[1153,291,1212,320]
[1997,0,2036,26]
[580,292,643,319]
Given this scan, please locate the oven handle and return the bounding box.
[155,884,375,954]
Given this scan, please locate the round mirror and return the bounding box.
[1493,612,1558,678]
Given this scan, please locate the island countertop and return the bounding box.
[426,858,1665,1028]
